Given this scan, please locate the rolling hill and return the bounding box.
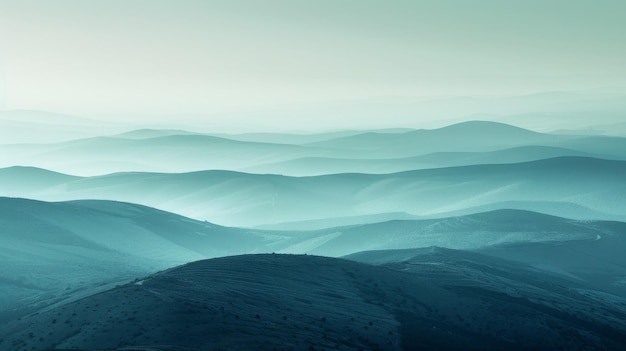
[3,196,626,350]
[276,210,626,297]
[1,253,624,350]
[245,145,612,176]
[5,195,624,321]
[1,157,624,227]
[0,197,276,321]
[304,121,565,155]
[0,166,81,195]
[274,209,616,255]
[0,134,332,176]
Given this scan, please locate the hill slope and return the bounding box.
[1,253,625,351]
[0,166,81,195]
[277,210,626,296]
[0,197,275,320]
[276,209,615,255]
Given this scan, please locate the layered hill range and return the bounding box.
[2,198,625,324]
[0,155,624,228]
[1,120,625,176]
[2,200,626,350]
[1,121,626,228]
[1,120,626,350]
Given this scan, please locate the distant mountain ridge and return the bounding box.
[113,128,203,139]
[304,120,562,155]
[0,133,330,175]
[2,120,625,176]
[246,145,612,176]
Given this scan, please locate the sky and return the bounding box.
[1,0,625,128]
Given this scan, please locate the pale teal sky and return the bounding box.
[1,0,625,125]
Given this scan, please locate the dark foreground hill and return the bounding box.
[3,196,626,325]
[2,253,625,351]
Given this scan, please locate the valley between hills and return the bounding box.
[1,120,625,351]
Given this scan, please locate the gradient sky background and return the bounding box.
[1,0,625,129]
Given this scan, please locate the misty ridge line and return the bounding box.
[1,119,626,178]
[3,2,626,348]
[1,118,624,228]
[1,115,625,348]
[1,155,625,229]
[0,119,522,147]
[2,87,626,137]
[2,119,626,349]
[0,118,616,147]
[1,155,623,179]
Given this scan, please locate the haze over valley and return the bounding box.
[2,116,626,350]
[1,0,625,350]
